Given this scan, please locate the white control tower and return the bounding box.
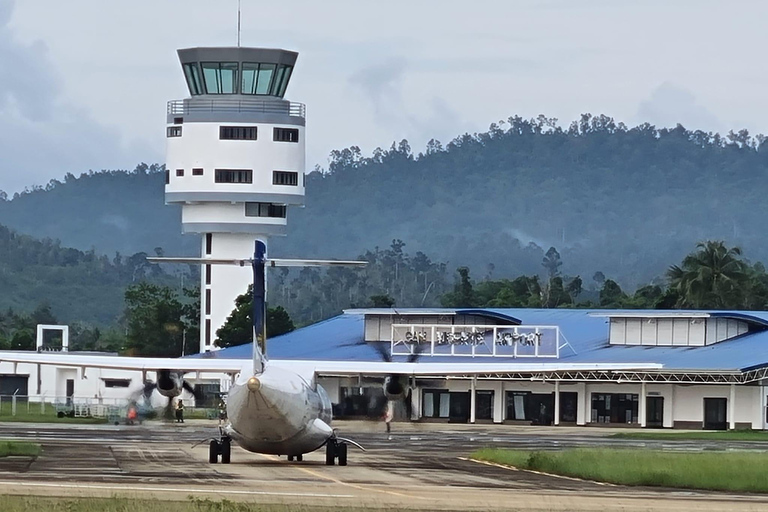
[164,47,305,353]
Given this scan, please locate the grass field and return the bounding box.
[0,408,107,424]
[473,447,768,492]
[0,496,422,511]
[0,441,40,457]
[610,430,768,441]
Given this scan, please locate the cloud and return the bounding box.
[347,58,463,152]
[348,58,407,122]
[635,82,724,133]
[0,1,149,194]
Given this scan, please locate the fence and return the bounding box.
[0,395,217,421]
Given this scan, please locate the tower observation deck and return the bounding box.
[164,47,306,353]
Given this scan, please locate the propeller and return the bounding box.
[367,341,425,422]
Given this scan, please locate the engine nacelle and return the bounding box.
[383,375,406,401]
[156,369,184,398]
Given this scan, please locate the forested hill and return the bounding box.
[0,164,198,257]
[2,115,768,287]
[0,223,189,325]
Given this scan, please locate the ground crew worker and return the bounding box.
[175,399,184,423]
[218,398,227,426]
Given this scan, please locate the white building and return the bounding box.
[164,47,306,353]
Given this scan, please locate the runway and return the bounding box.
[0,421,767,511]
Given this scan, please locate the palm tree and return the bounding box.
[666,241,749,309]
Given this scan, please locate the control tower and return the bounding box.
[164,47,305,353]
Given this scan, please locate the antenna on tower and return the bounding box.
[237,0,241,47]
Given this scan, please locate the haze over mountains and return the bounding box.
[2,114,768,293]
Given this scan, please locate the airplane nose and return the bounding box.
[247,377,261,392]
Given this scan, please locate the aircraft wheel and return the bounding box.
[287,455,294,462]
[297,454,303,462]
[325,441,336,465]
[220,438,231,464]
[337,442,348,466]
[209,440,220,464]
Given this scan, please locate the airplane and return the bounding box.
[0,240,664,465]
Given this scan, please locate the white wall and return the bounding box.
[166,122,305,199]
[200,233,261,353]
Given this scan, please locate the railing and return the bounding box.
[0,395,217,422]
[167,98,305,118]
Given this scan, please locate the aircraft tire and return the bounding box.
[337,443,348,466]
[209,440,219,464]
[287,455,294,461]
[297,454,303,462]
[325,442,336,465]
[221,438,231,464]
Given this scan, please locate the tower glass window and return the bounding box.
[276,65,293,97]
[201,62,239,94]
[241,63,277,96]
[183,63,203,95]
[215,169,253,184]
[166,126,182,138]
[273,171,298,186]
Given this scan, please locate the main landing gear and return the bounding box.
[209,436,231,464]
[287,454,303,462]
[325,438,348,466]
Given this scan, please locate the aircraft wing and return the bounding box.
[273,360,664,376]
[0,352,248,373]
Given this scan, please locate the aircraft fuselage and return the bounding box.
[224,364,333,456]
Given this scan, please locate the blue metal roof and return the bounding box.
[206,308,768,372]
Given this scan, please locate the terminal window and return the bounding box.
[176,169,184,177]
[192,168,204,176]
[220,126,257,140]
[166,126,182,138]
[273,127,299,143]
[245,202,287,218]
[215,169,252,184]
[273,171,298,186]
[103,379,131,388]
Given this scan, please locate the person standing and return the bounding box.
[217,398,227,426]
[175,399,185,423]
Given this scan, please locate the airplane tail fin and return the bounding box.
[253,340,265,375]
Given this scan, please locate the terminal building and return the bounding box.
[204,307,768,430]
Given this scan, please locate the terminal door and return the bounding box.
[704,398,727,430]
[646,396,664,428]
[449,392,469,423]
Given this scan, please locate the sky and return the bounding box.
[1,0,767,194]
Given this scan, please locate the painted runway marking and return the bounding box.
[255,454,426,500]
[459,457,615,486]
[0,481,354,498]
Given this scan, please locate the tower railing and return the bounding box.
[167,98,305,118]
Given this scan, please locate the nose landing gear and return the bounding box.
[209,432,232,464]
[325,438,348,466]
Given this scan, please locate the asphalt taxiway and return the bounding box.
[0,421,767,511]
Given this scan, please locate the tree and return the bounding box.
[599,279,626,307]
[124,283,187,357]
[667,241,749,309]
[216,285,296,348]
[369,295,395,307]
[541,247,563,279]
[440,267,478,307]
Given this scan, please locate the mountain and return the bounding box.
[0,223,187,325]
[2,115,768,289]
